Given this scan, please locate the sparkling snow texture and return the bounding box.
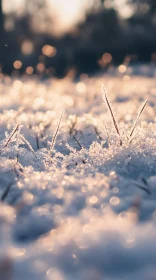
[0,72,155,280]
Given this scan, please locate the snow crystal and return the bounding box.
[0,72,155,279]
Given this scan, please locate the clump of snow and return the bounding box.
[0,72,155,279]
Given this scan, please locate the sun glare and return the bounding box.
[113,0,134,18]
[45,0,90,33]
[3,0,134,33]
[3,0,25,14]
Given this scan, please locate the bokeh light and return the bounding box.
[42,45,57,57]
[21,40,34,55]
[13,60,22,69]
[26,66,34,75]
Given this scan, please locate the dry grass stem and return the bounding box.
[3,124,20,148]
[102,85,122,146]
[129,99,148,141]
[20,134,38,159]
[49,109,64,156]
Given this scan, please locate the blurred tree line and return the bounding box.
[0,0,156,77]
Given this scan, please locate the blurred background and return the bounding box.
[0,0,156,78]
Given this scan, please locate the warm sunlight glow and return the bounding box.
[3,0,91,33]
[3,0,25,14]
[47,0,90,33]
[3,0,134,33]
[114,0,134,18]
[118,5,134,18]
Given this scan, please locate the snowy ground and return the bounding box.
[0,69,155,280]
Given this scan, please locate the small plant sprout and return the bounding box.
[128,99,148,143]
[48,109,64,157]
[102,85,122,146]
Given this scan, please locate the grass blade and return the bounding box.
[1,183,13,201]
[129,99,148,140]
[3,123,20,148]
[102,85,122,146]
[20,134,38,159]
[49,109,64,156]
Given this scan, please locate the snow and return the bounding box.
[0,71,155,279]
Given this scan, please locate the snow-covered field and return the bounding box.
[0,70,155,280]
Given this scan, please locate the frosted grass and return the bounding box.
[0,72,155,279]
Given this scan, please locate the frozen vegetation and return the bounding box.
[0,69,155,279]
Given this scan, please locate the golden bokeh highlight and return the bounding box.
[98,52,112,67]
[102,53,112,64]
[118,64,127,73]
[13,60,22,69]
[26,67,34,75]
[42,45,57,57]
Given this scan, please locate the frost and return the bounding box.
[0,73,155,279]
